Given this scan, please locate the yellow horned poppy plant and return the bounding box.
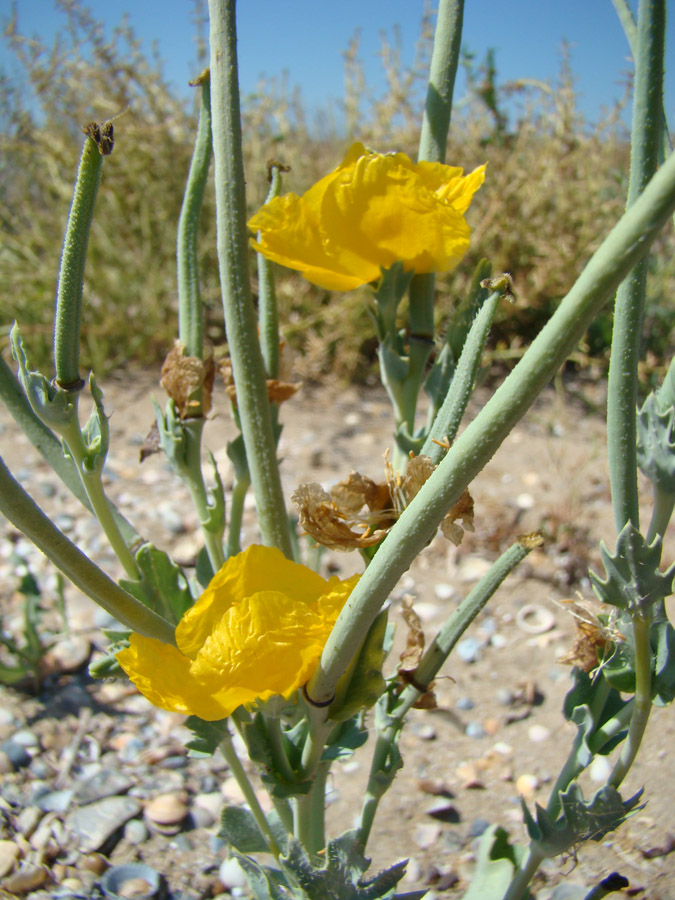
[248,142,485,291]
[117,546,359,721]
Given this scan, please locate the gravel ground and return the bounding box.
[1,370,674,900]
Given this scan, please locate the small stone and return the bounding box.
[68,796,142,852]
[123,819,148,845]
[144,792,188,826]
[74,770,134,805]
[0,709,16,728]
[528,724,551,743]
[16,807,43,839]
[0,840,20,878]
[219,857,248,890]
[457,557,492,582]
[456,637,481,663]
[37,789,74,814]
[413,823,440,849]
[409,722,436,741]
[0,740,31,770]
[483,717,501,736]
[496,688,516,707]
[456,696,474,711]
[589,756,612,783]
[426,800,460,823]
[189,805,215,829]
[1,864,47,893]
[465,721,485,739]
[468,818,490,838]
[433,583,456,602]
[78,852,109,875]
[193,792,223,821]
[516,773,539,799]
[9,729,39,749]
[45,636,91,673]
[515,492,535,510]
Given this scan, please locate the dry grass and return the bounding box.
[1,1,673,382]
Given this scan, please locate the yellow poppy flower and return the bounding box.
[248,142,485,291]
[117,545,360,721]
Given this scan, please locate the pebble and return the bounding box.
[457,557,492,582]
[495,688,515,707]
[425,800,460,823]
[468,818,490,838]
[37,789,74,814]
[11,730,40,749]
[433,583,456,602]
[46,636,91,673]
[0,739,32,770]
[413,823,440,849]
[456,697,475,710]
[144,792,188,827]
[516,773,539,799]
[189,805,215,829]
[0,709,16,728]
[456,637,482,663]
[16,806,43,839]
[465,721,485,739]
[1,864,47,894]
[0,840,20,878]
[528,724,551,743]
[193,792,223,821]
[219,857,248,890]
[589,755,612,783]
[123,819,149,845]
[74,770,134,805]
[67,796,142,852]
[100,862,160,900]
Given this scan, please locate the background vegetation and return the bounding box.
[1,1,673,383]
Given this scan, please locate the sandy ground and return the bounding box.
[1,368,674,899]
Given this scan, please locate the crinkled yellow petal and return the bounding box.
[117,635,237,721]
[322,153,471,275]
[177,545,327,659]
[437,164,487,214]
[248,142,485,290]
[249,194,367,291]
[190,590,340,706]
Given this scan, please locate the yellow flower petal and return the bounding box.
[176,544,327,658]
[117,546,360,721]
[248,143,485,290]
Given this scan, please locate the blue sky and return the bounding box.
[2,1,672,130]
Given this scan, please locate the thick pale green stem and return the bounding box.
[309,147,675,705]
[419,0,464,164]
[208,0,292,558]
[502,846,545,900]
[607,0,664,532]
[0,455,175,644]
[54,134,103,388]
[257,166,284,380]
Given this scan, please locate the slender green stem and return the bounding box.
[588,698,634,753]
[225,469,251,558]
[0,455,176,644]
[502,846,545,900]
[258,165,284,380]
[607,0,664,532]
[219,732,281,859]
[208,0,292,558]
[59,416,139,581]
[309,145,675,705]
[266,718,297,785]
[180,419,225,573]
[422,290,500,460]
[357,539,534,847]
[609,615,652,787]
[54,133,104,388]
[646,485,675,543]
[177,69,212,362]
